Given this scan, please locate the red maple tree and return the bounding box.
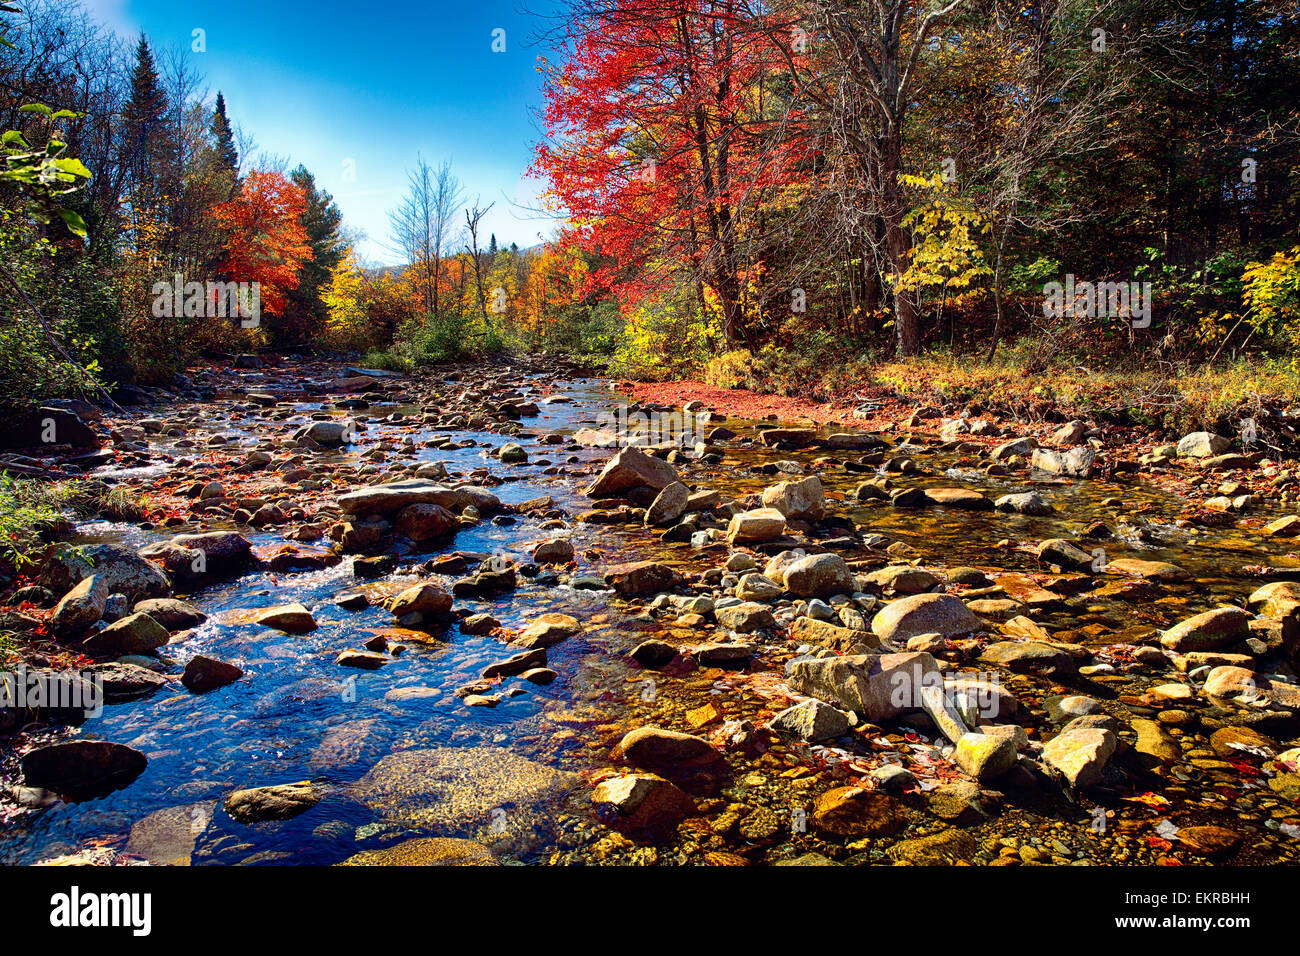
[532,0,810,345]
[213,170,312,317]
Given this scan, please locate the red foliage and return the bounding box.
[531,0,809,332]
[213,170,312,317]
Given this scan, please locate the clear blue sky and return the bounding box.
[94,0,561,264]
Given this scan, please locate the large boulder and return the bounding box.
[726,508,787,544]
[224,781,321,823]
[1177,431,1230,458]
[644,481,690,526]
[395,503,461,542]
[871,593,982,642]
[5,406,100,448]
[787,651,939,721]
[144,531,254,579]
[769,699,851,742]
[132,598,206,630]
[338,480,496,518]
[21,740,147,798]
[41,544,171,603]
[82,611,169,656]
[1031,446,1095,478]
[782,552,855,599]
[1160,607,1250,651]
[591,774,695,832]
[604,561,683,597]
[51,574,108,637]
[1041,727,1117,789]
[761,476,825,521]
[584,446,678,497]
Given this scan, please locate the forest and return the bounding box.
[2,0,1298,425]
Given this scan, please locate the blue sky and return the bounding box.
[94,0,562,264]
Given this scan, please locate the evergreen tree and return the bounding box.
[489,232,498,256]
[281,164,346,344]
[211,91,238,172]
[119,34,172,201]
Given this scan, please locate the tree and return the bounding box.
[211,91,238,171]
[119,34,173,204]
[281,164,345,343]
[535,0,808,346]
[212,169,312,319]
[388,156,462,318]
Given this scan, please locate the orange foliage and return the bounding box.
[213,170,312,316]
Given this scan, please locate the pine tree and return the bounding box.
[281,164,346,344]
[489,232,498,256]
[211,92,238,172]
[120,34,172,200]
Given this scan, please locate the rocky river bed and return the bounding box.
[2,355,1300,866]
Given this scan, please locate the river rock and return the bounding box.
[182,655,243,692]
[980,640,1075,676]
[887,829,978,865]
[991,437,1038,460]
[811,786,906,837]
[783,553,854,599]
[395,503,461,541]
[21,740,147,798]
[715,602,776,632]
[42,543,172,603]
[533,538,575,563]
[498,442,527,463]
[390,583,453,626]
[1031,446,1095,477]
[224,781,321,822]
[726,507,787,544]
[1160,607,1250,651]
[512,612,583,649]
[1202,665,1256,698]
[132,597,206,630]
[953,732,1017,780]
[604,560,683,597]
[256,603,317,634]
[864,565,939,594]
[761,475,825,521]
[83,611,169,656]
[1178,431,1230,458]
[644,481,690,526]
[584,445,678,497]
[1132,718,1181,764]
[338,480,495,518]
[340,837,497,866]
[51,574,108,637]
[615,726,719,768]
[1041,727,1117,788]
[591,773,695,831]
[788,651,938,720]
[1036,538,1095,571]
[769,699,851,741]
[871,593,982,642]
[994,491,1054,515]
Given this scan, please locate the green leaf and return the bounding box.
[55,208,88,239]
[19,103,53,117]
